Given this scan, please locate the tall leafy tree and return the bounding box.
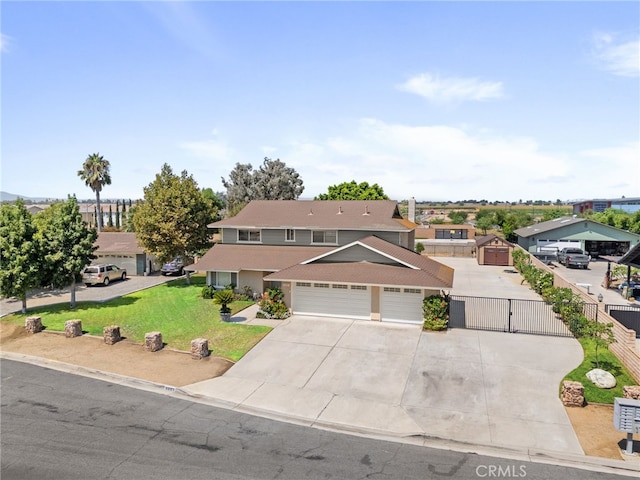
[133,163,216,263]
[34,196,97,308]
[222,158,304,215]
[77,153,111,232]
[0,200,41,313]
[315,181,389,200]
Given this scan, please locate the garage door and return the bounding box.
[484,248,510,266]
[381,287,423,324]
[292,282,370,319]
[95,254,137,275]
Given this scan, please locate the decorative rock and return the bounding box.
[103,325,121,345]
[25,316,43,334]
[586,369,617,389]
[561,380,584,407]
[144,331,163,352]
[623,385,640,400]
[190,338,210,360]
[64,320,82,338]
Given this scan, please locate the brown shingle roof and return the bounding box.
[95,232,145,254]
[186,244,334,272]
[475,234,514,248]
[210,200,414,231]
[266,235,454,289]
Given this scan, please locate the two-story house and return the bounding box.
[189,200,454,324]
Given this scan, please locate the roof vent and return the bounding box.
[337,206,343,215]
[363,205,370,216]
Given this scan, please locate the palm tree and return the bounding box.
[77,153,111,232]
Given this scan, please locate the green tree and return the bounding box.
[133,163,216,263]
[77,153,111,232]
[33,196,97,308]
[222,158,304,214]
[201,188,225,221]
[115,200,121,229]
[448,210,468,224]
[0,200,41,313]
[315,180,389,200]
[581,319,616,369]
[107,204,114,228]
[476,216,494,235]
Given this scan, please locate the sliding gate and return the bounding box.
[448,295,585,338]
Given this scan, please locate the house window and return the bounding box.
[296,282,311,287]
[435,229,468,240]
[312,230,337,244]
[332,284,348,289]
[404,288,421,294]
[384,287,401,293]
[238,229,261,242]
[314,283,330,288]
[215,271,232,287]
[351,285,367,291]
[285,229,295,242]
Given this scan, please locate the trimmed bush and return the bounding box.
[423,294,449,331]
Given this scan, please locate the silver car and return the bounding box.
[82,264,127,286]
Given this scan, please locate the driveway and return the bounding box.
[186,314,583,454]
[0,273,177,317]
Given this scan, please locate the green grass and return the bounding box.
[1,276,271,361]
[563,337,638,404]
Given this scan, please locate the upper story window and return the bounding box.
[285,229,295,242]
[312,230,337,244]
[238,229,261,242]
[435,228,468,240]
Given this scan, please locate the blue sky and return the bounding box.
[2,1,639,203]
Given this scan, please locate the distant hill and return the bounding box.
[0,191,66,203]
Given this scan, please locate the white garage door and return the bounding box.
[95,254,137,276]
[381,287,423,324]
[292,282,370,319]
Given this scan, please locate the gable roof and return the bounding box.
[475,234,514,247]
[265,235,454,289]
[95,232,145,254]
[514,216,640,239]
[185,244,334,273]
[210,200,415,231]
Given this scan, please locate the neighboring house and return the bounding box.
[188,200,454,324]
[514,216,640,258]
[475,234,514,266]
[413,224,476,257]
[93,232,158,275]
[573,197,640,214]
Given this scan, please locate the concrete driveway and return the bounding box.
[185,314,584,455]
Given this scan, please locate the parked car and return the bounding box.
[82,264,127,286]
[557,248,590,269]
[161,257,185,276]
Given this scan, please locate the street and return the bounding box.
[1,360,634,480]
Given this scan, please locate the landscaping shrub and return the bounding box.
[257,287,290,319]
[423,294,449,331]
[201,285,217,299]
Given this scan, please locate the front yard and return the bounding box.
[1,276,271,361]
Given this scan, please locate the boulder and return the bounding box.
[623,385,640,400]
[25,316,43,334]
[585,369,616,389]
[144,331,163,352]
[64,320,82,338]
[190,338,210,360]
[103,325,121,345]
[561,380,584,407]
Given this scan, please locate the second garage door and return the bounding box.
[381,287,423,324]
[292,282,370,319]
[484,247,510,266]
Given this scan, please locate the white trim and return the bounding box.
[301,239,420,269]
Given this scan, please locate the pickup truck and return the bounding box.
[557,248,590,269]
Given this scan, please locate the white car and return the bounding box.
[82,264,127,286]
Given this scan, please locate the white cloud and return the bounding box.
[179,139,235,160]
[397,73,504,103]
[284,118,635,202]
[1,33,12,53]
[592,32,640,77]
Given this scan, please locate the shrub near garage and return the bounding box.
[423,294,449,331]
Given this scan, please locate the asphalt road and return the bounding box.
[1,360,633,480]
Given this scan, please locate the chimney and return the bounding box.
[408,197,416,223]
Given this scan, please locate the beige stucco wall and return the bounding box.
[370,286,381,321]
[238,270,267,297]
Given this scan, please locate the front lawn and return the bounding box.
[563,337,638,404]
[1,276,270,361]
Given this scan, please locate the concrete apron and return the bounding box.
[184,315,584,456]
